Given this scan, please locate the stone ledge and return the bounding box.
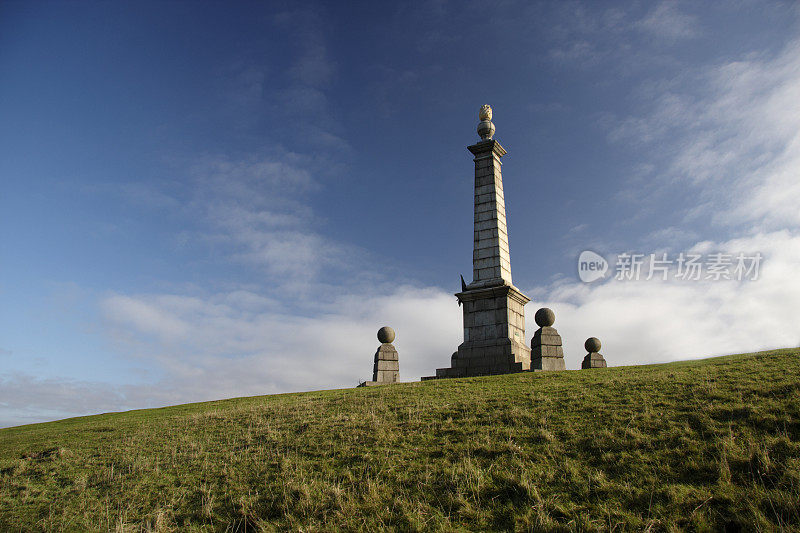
[456,283,531,306]
[357,381,396,387]
[467,139,507,158]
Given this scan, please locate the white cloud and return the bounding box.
[0,285,462,427]
[529,230,800,370]
[535,38,800,369]
[98,285,460,393]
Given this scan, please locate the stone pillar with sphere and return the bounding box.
[358,326,400,386]
[530,307,566,371]
[428,105,532,379]
[581,337,607,369]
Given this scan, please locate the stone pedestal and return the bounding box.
[581,337,607,369]
[360,327,400,386]
[435,283,531,378]
[530,308,566,371]
[427,106,532,380]
[372,343,399,382]
[582,352,607,369]
[531,326,565,371]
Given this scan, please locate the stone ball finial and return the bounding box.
[477,104,495,140]
[585,337,601,353]
[377,326,395,344]
[534,307,555,328]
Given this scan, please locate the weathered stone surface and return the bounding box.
[378,326,396,344]
[370,333,399,383]
[530,309,565,372]
[582,351,607,369]
[532,344,563,358]
[468,140,512,285]
[532,327,563,346]
[375,370,398,382]
[534,307,555,327]
[585,337,601,353]
[375,344,399,360]
[438,286,531,377]
[582,337,606,368]
[435,365,466,378]
[375,359,399,371]
[532,334,562,346]
[533,355,566,371]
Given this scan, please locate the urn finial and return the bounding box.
[477,104,495,140]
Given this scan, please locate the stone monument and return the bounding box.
[530,307,566,371]
[427,106,532,379]
[581,337,607,369]
[360,327,400,386]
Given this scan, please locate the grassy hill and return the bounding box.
[1,348,799,532]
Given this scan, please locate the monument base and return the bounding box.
[427,337,531,379]
[427,281,531,379]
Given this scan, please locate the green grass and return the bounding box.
[1,348,799,532]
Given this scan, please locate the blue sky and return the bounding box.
[2,1,800,427]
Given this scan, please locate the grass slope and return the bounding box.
[1,348,799,532]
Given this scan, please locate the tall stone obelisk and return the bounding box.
[433,106,531,378]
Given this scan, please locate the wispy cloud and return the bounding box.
[538,2,700,71]
[636,1,699,41]
[534,37,800,368]
[95,131,358,295]
[180,153,368,292]
[273,8,340,134]
[289,43,335,87]
[609,39,800,232]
